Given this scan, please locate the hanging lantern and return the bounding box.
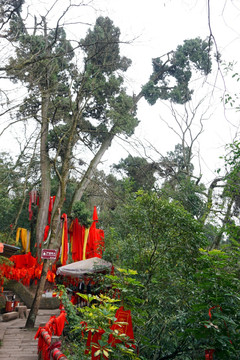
[0,243,4,253]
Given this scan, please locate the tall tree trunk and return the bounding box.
[26,109,79,328]
[210,198,234,250]
[25,258,49,328]
[199,177,223,225]
[25,207,63,328]
[69,131,115,210]
[35,91,51,259]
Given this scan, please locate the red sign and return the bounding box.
[41,249,57,259]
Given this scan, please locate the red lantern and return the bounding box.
[0,243,4,253]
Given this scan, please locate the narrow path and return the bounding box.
[0,309,60,360]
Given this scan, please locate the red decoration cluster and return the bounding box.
[48,196,56,225]
[69,206,104,262]
[0,252,56,287]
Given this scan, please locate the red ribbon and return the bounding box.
[47,341,62,357]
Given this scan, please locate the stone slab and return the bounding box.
[2,312,18,322]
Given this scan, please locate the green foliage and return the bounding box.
[155,144,206,218]
[0,152,32,232]
[59,268,142,360]
[81,16,131,74]
[1,9,141,249]
[113,155,157,192]
[160,143,194,175]
[202,223,219,246]
[58,285,81,331]
[186,247,240,359]
[104,191,207,359]
[0,0,25,36]
[103,190,240,359]
[71,201,92,228]
[107,91,139,137]
[142,38,212,105]
[47,124,72,160]
[161,177,206,219]
[0,232,15,246]
[0,255,13,266]
[222,141,240,216]
[222,61,240,109]
[7,26,74,90]
[108,190,205,275]
[76,16,139,143]
[104,267,144,311]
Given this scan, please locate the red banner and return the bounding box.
[109,306,135,348]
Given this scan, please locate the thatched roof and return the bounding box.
[56,257,112,277]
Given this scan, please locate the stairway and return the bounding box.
[0,327,38,360]
[0,308,60,360]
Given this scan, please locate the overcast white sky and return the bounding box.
[1,0,240,185]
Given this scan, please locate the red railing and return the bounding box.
[34,310,68,360]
